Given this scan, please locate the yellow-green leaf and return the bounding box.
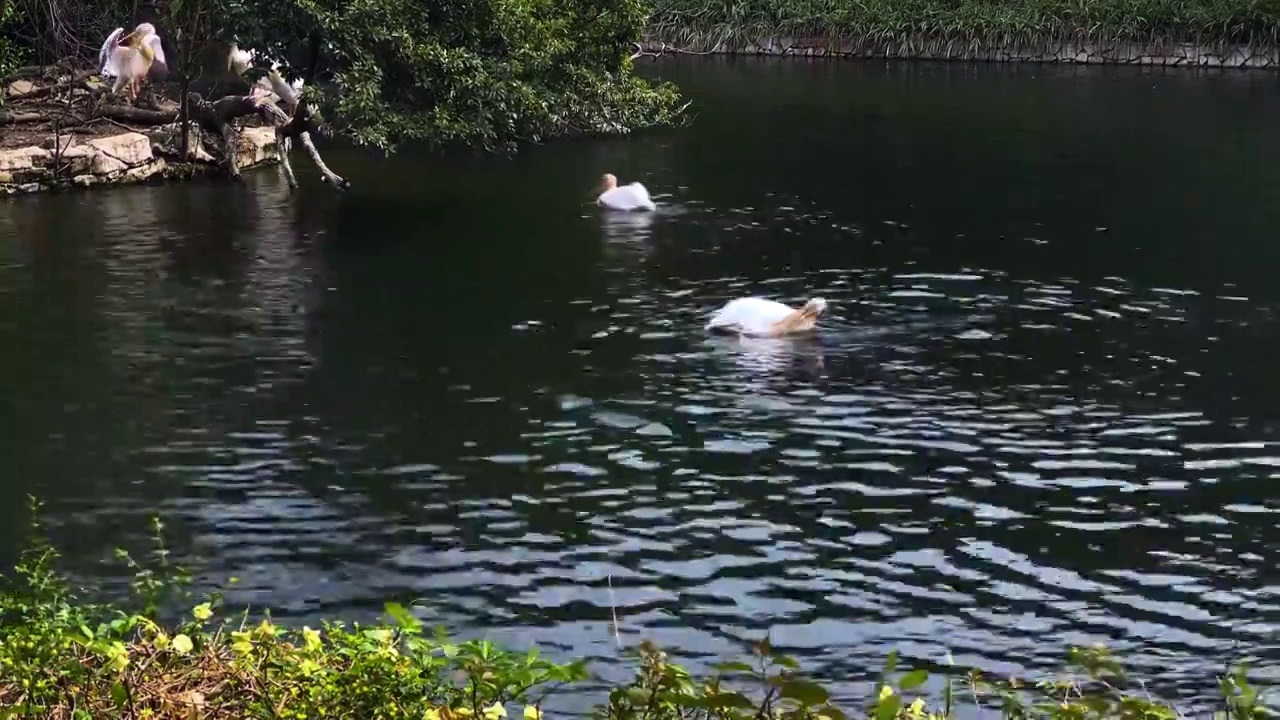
[172,634,194,654]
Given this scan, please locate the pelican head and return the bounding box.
[122,22,156,45]
[800,297,827,319]
[597,173,618,193]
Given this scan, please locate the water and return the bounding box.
[4,57,1280,709]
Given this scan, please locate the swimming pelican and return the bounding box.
[595,173,656,211]
[226,41,304,111]
[705,297,827,338]
[98,23,167,102]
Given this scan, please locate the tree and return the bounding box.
[5,0,686,151]
[203,0,687,151]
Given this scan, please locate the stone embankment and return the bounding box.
[0,125,279,196]
[640,37,1280,68]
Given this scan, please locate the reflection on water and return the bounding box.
[4,58,1280,712]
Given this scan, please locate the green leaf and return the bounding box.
[779,678,829,707]
[172,634,194,654]
[773,655,800,670]
[110,681,128,707]
[384,601,422,632]
[711,661,756,675]
[882,649,899,675]
[898,669,929,691]
[874,694,902,720]
[702,691,756,710]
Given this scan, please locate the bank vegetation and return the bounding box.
[0,0,686,165]
[0,499,1271,719]
[646,0,1280,59]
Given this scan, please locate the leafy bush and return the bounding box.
[0,498,1271,719]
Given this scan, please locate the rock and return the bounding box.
[5,80,37,98]
[60,145,96,176]
[86,132,153,167]
[146,123,215,163]
[118,158,166,183]
[90,151,128,176]
[41,135,76,154]
[235,126,279,167]
[0,146,52,172]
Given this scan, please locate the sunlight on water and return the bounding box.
[4,59,1280,713]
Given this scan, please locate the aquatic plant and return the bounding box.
[646,0,1280,56]
[0,497,1270,718]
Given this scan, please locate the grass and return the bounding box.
[644,0,1280,55]
[0,497,1273,719]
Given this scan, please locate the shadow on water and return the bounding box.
[5,57,1280,712]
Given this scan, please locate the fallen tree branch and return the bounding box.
[183,91,348,191]
[0,111,44,125]
[1,65,54,84]
[21,69,100,100]
[630,42,666,60]
[96,105,177,125]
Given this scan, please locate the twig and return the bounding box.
[607,574,621,649]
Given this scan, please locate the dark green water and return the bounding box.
[4,57,1280,707]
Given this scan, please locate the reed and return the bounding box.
[645,0,1280,58]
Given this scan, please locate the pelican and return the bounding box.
[595,173,656,211]
[705,297,827,338]
[98,23,167,102]
[226,41,304,111]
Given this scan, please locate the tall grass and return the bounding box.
[645,0,1280,55]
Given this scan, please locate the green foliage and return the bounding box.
[3,0,685,150]
[254,0,687,151]
[0,500,1272,719]
[0,0,26,91]
[647,0,1280,52]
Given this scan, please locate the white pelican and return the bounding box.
[226,42,304,111]
[705,297,828,338]
[595,173,656,211]
[99,23,167,102]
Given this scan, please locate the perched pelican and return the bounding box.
[705,297,827,338]
[595,173,656,211]
[98,23,167,102]
[226,41,304,111]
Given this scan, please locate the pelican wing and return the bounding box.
[99,27,124,76]
[599,182,656,211]
[266,68,299,111]
[144,34,166,67]
[229,46,255,75]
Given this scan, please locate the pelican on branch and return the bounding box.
[98,23,167,102]
[226,41,304,112]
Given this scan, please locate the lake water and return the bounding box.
[3,57,1280,709]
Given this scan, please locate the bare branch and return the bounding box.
[630,42,665,60]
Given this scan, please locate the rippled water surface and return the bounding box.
[4,58,1280,707]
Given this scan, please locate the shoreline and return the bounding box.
[0,125,280,197]
[638,35,1280,68]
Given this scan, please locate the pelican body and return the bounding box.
[226,42,303,111]
[596,173,656,211]
[99,23,167,102]
[705,297,827,338]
